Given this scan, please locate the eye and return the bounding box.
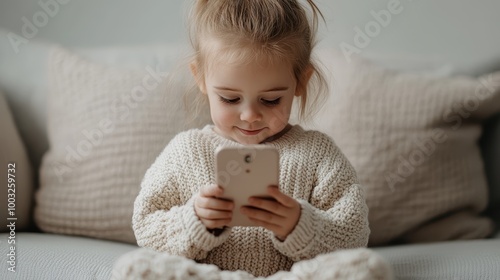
[262,97,281,106]
[219,96,240,104]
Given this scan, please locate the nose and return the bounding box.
[240,103,262,123]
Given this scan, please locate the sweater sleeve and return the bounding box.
[270,143,370,261]
[132,135,232,260]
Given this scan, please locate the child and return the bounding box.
[112,0,392,279]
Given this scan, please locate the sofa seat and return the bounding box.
[1,232,499,280]
[373,237,500,279]
[0,232,138,280]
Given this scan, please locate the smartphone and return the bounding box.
[215,145,279,227]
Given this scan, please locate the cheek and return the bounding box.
[211,104,237,126]
[268,103,292,126]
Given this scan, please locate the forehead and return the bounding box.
[200,37,293,75]
[207,58,295,87]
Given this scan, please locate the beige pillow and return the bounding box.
[0,90,34,232]
[305,48,500,246]
[35,46,212,243]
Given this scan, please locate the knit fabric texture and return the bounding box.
[111,247,393,280]
[36,46,212,243]
[133,125,370,277]
[306,48,500,246]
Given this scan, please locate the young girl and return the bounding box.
[112,0,391,279]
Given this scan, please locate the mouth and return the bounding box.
[238,127,264,136]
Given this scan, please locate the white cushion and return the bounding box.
[35,46,211,243]
[303,48,500,245]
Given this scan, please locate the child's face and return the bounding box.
[201,55,299,145]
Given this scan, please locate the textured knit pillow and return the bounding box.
[0,89,34,232]
[35,46,212,243]
[304,48,500,246]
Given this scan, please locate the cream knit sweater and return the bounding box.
[132,125,370,277]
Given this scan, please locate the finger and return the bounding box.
[197,208,232,220]
[240,206,284,226]
[200,184,224,197]
[247,197,286,217]
[247,217,283,235]
[266,185,296,208]
[196,196,234,211]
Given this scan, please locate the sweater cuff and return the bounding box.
[182,197,232,251]
[270,199,317,257]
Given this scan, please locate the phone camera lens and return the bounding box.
[244,155,252,163]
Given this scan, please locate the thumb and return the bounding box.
[200,183,224,197]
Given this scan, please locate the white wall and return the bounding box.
[1,0,500,73]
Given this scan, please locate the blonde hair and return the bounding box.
[185,0,328,123]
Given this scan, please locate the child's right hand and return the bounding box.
[194,184,234,230]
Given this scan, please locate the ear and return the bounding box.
[295,65,314,97]
[190,61,206,94]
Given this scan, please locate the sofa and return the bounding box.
[1,1,500,279]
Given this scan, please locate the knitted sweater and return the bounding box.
[132,124,370,277]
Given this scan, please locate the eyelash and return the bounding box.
[263,98,281,106]
[218,96,281,106]
[219,96,239,104]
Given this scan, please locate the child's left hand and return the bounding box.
[240,185,301,241]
